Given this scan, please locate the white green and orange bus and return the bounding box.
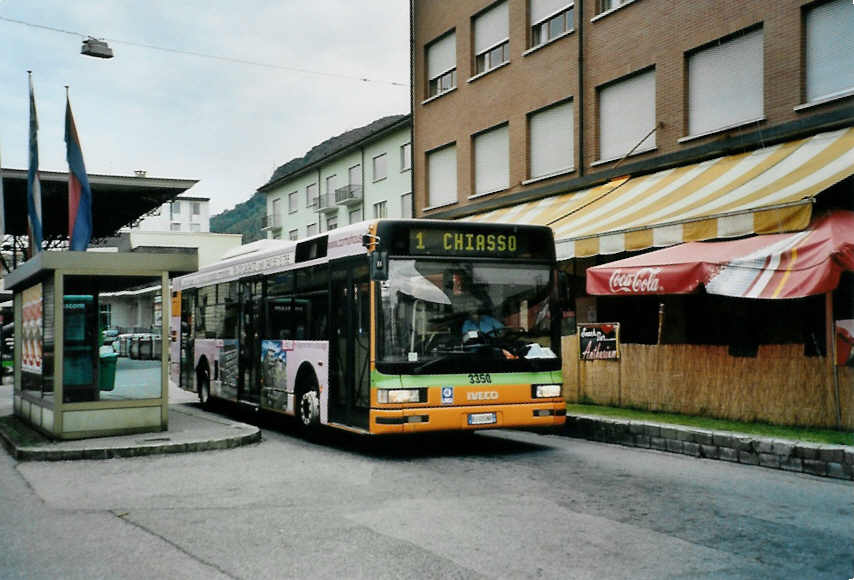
[170,219,566,435]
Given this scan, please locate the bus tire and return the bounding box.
[295,368,320,436]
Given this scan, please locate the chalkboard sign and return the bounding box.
[578,323,620,361]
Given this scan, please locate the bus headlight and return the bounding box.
[377,389,422,404]
[533,384,562,398]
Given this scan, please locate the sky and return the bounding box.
[0,1,411,214]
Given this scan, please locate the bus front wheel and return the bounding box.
[298,389,320,433]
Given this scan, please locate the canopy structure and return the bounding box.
[468,127,854,260]
[586,210,854,299]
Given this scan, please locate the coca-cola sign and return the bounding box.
[608,267,664,294]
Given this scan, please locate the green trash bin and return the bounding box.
[99,352,118,391]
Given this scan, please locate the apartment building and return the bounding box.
[412,0,853,230]
[411,0,854,430]
[259,115,413,241]
[134,196,211,233]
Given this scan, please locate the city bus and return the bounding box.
[170,219,566,435]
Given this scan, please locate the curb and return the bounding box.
[0,411,262,462]
[564,414,854,481]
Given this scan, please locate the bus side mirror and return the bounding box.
[370,250,389,281]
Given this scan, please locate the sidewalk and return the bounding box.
[564,412,854,481]
[0,380,261,462]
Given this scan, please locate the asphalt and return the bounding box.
[0,377,851,482]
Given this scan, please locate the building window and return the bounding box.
[170,201,181,219]
[191,201,201,215]
[687,28,763,137]
[349,164,362,186]
[805,0,854,104]
[326,215,337,231]
[289,229,298,241]
[99,303,112,330]
[372,153,387,182]
[170,223,181,232]
[474,1,509,75]
[373,201,388,219]
[530,1,574,47]
[597,0,631,14]
[190,223,201,232]
[598,68,656,162]
[288,191,298,213]
[306,183,318,208]
[427,31,456,98]
[306,223,317,237]
[529,99,573,179]
[400,142,412,172]
[427,144,457,208]
[473,124,509,196]
[401,192,413,218]
[272,198,281,225]
[349,208,362,224]
[326,174,337,194]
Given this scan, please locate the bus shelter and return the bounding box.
[5,251,196,439]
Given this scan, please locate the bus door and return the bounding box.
[179,290,195,391]
[238,278,263,405]
[329,259,370,428]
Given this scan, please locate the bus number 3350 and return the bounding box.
[468,373,492,384]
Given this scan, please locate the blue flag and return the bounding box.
[65,95,93,251]
[26,73,42,256]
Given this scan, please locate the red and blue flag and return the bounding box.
[65,95,92,251]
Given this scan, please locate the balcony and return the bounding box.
[262,214,281,230]
[315,193,338,214]
[335,184,363,206]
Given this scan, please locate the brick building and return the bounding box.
[411,0,854,428]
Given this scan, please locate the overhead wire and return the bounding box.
[0,14,410,88]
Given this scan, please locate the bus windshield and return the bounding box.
[376,259,559,374]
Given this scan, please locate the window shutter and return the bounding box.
[530,0,568,24]
[474,1,508,54]
[806,0,854,102]
[599,69,656,161]
[688,29,763,136]
[428,145,458,207]
[474,125,510,195]
[530,101,573,178]
[427,32,456,78]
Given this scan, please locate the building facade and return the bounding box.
[411,0,854,429]
[259,115,413,240]
[133,196,211,233]
[412,0,853,221]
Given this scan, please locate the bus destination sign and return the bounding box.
[409,228,530,258]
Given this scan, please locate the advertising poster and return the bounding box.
[578,322,620,361]
[22,283,43,374]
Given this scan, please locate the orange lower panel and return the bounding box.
[369,402,566,434]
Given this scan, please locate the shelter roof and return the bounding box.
[0,169,198,239]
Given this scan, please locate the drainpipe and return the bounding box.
[577,0,584,178]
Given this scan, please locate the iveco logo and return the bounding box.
[467,391,499,401]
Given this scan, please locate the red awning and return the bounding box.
[586,210,854,299]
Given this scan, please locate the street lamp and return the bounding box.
[81,37,114,59]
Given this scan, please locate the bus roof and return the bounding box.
[173,219,555,290]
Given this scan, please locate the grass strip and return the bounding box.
[567,403,853,446]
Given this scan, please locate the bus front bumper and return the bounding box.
[369,402,566,434]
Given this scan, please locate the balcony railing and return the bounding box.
[315,193,338,214]
[262,214,282,229]
[335,184,363,206]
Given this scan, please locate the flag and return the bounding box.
[26,72,42,257]
[65,94,93,251]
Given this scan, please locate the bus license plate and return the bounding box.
[468,412,496,426]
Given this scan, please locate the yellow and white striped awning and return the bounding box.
[467,126,854,260]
